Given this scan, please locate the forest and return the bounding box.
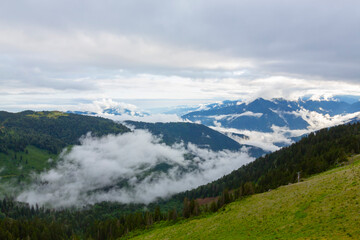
[0,111,129,154]
[0,117,359,239]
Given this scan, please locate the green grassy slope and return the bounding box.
[0,145,57,181]
[130,155,360,240]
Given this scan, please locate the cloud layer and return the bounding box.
[1,1,360,110]
[17,130,253,208]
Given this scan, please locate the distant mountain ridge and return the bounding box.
[67,99,149,118]
[66,97,360,153]
[182,98,360,132]
[67,108,148,117]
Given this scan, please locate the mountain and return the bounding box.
[67,99,149,117]
[67,107,149,117]
[66,98,360,154]
[125,121,267,157]
[0,111,265,209]
[182,98,360,152]
[182,98,360,132]
[157,105,207,116]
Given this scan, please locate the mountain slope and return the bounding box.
[125,121,266,157]
[0,111,130,182]
[125,121,241,151]
[0,110,130,154]
[166,122,360,202]
[182,98,360,132]
[131,155,360,240]
[182,98,360,153]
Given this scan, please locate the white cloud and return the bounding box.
[68,98,185,123]
[293,109,360,131]
[102,113,184,123]
[17,130,253,208]
[213,125,299,152]
[211,110,360,152]
[2,73,360,113]
[212,111,263,121]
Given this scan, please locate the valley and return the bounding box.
[0,110,359,239]
[1,1,360,239]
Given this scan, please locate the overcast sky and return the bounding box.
[1,0,360,111]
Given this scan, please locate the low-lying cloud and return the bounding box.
[211,110,360,152]
[17,130,253,208]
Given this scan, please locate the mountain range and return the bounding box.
[66,97,360,154]
[182,98,360,132]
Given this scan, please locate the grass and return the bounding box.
[26,111,68,119]
[129,155,360,240]
[0,145,57,183]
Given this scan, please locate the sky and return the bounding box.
[1,0,360,112]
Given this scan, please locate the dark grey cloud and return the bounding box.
[0,0,359,80]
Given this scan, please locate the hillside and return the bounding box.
[168,122,360,202]
[125,121,266,157]
[130,155,360,240]
[0,111,130,182]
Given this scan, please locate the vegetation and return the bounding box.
[0,111,129,183]
[170,122,360,201]
[126,121,266,157]
[0,111,360,239]
[0,198,181,239]
[130,155,360,239]
[0,146,57,186]
[0,110,129,155]
[126,121,244,151]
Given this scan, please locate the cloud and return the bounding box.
[2,74,360,113]
[104,113,184,123]
[212,125,299,152]
[293,109,360,131]
[211,110,360,152]
[212,111,263,121]
[0,0,359,80]
[68,98,185,123]
[1,1,360,111]
[75,99,143,116]
[17,130,253,208]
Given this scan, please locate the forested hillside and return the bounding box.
[125,121,266,157]
[0,111,129,182]
[0,111,129,154]
[170,122,360,200]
